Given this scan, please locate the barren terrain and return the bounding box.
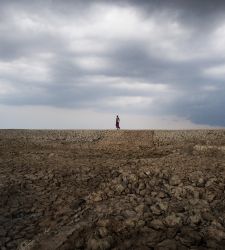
[1,130,225,249]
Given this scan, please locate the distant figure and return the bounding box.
[116,115,120,130]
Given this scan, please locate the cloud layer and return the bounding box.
[1,0,225,128]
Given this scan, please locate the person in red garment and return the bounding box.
[116,115,120,130]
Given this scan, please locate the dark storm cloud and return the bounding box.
[127,0,225,24]
[0,0,225,126]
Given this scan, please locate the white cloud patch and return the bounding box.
[0,82,16,95]
[75,56,112,71]
[210,23,225,56]
[110,82,168,91]
[202,85,219,91]
[203,64,225,79]
[0,57,51,83]
[105,96,154,108]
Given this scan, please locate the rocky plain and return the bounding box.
[1,130,225,249]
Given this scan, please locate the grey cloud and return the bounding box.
[167,87,225,126]
[128,0,225,24]
[0,0,225,127]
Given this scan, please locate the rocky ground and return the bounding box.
[1,130,225,249]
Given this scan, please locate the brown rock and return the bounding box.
[207,225,225,242]
[164,214,181,227]
[98,227,108,238]
[134,204,145,215]
[136,220,145,227]
[115,184,125,194]
[205,191,216,202]
[138,182,146,190]
[146,228,164,246]
[92,192,103,202]
[166,228,178,239]
[201,211,215,222]
[158,201,168,212]
[125,218,136,227]
[172,186,185,200]
[97,219,110,227]
[71,198,86,210]
[170,175,181,186]
[179,227,202,246]
[140,189,147,196]
[158,191,166,198]
[150,219,165,230]
[189,213,202,225]
[150,204,162,215]
[87,237,112,250]
[156,239,178,250]
[0,226,6,237]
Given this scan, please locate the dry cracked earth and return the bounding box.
[1,130,225,250]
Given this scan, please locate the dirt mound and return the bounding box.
[1,130,225,249]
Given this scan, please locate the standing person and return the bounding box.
[116,115,120,130]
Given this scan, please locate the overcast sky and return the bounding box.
[1,0,225,129]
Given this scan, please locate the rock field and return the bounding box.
[1,129,225,249]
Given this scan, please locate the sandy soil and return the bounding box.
[1,130,225,249]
